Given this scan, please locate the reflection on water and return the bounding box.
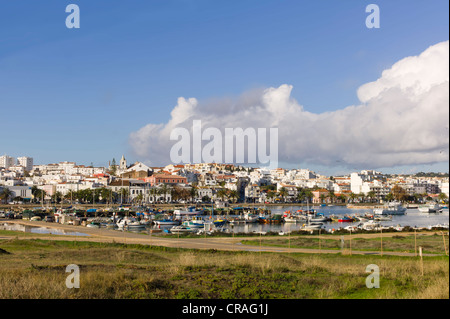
[0,223,90,237]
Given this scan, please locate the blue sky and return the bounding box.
[0,0,448,174]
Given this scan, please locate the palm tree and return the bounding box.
[328,190,336,204]
[385,193,394,202]
[119,188,129,204]
[190,186,198,203]
[278,187,288,203]
[158,184,170,203]
[367,191,376,203]
[267,191,276,203]
[0,188,13,204]
[319,193,326,204]
[229,190,239,203]
[349,192,358,203]
[54,191,63,204]
[134,193,144,205]
[217,188,228,202]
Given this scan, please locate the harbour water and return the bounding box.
[1,206,447,236]
[0,222,89,237]
[152,205,449,234]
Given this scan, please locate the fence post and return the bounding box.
[442,231,448,256]
[419,246,424,276]
[380,227,383,257]
[414,229,417,257]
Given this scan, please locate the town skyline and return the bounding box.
[0,153,449,177]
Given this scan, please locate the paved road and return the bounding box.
[0,219,443,257]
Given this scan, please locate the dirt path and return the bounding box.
[1,219,443,257]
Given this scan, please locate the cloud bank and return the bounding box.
[129,41,449,170]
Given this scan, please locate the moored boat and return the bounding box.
[170,225,197,234]
[338,216,354,222]
[418,203,442,214]
[373,202,406,215]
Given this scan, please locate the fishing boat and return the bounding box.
[418,203,442,214]
[302,223,323,230]
[374,215,392,221]
[284,214,306,223]
[182,216,205,228]
[170,225,197,234]
[228,216,246,224]
[361,220,381,231]
[330,215,340,222]
[212,218,227,227]
[174,207,205,217]
[116,217,146,230]
[154,218,181,226]
[244,212,259,223]
[373,202,406,215]
[338,216,354,223]
[308,212,330,223]
[86,221,101,228]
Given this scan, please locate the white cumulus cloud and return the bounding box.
[129,41,449,170]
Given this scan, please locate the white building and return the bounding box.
[0,155,15,169]
[17,157,34,171]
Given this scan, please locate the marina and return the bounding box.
[4,203,446,236]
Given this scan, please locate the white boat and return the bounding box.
[361,220,381,231]
[170,225,197,234]
[154,219,180,226]
[174,207,205,217]
[418,203,442,214]
[344,225,358,232]
[308,216,329,223]
[182,216,205,228]
[116,217,146,230]
[302,222,323,230]
[373,202,406,215]
[284,215,301,223]
[374,215,392,221]
[244,212,259,223]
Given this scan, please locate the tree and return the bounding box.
[0,188,13,204]
[217,188,228,201]
[328,190,336,204]
[229,190,239,203]
[319,194,326,204]
[338,194,347,204]
[190,186,198,203]
[110,158,117,176]
[391,185,407,202]
[349,192,358,203]
[367,191,376,203]
[278,187,288,203]
[267,191,276,203]
[54,191,63,204]
[385,193,394,202]
[134,193,144,204]
[119,188,129,204]
[438,193,448,203]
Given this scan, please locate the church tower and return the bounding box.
[119,155,127,171]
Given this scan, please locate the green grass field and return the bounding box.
[0,234,448,299]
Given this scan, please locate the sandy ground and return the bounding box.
[0,219,444,257]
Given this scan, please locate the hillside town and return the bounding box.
[0,154,449,206]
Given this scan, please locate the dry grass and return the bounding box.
[0,238,448,299]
